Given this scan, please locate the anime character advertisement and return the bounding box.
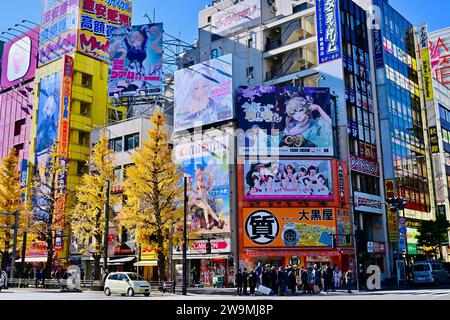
[34,72,62,217]
[174,54,233,132]
[237,86,333,156]
[108,23,163,97]
[244,159,333,201]
[175,136,231,235]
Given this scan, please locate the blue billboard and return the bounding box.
[316,0,342,64]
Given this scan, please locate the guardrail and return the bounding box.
[7,278,102,290]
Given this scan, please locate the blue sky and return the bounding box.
[0,0,449,44]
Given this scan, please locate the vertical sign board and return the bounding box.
[316,0,342,64]
[429,126,440,154]
[373,28,384,69]
[398,217,407,253]
[418,24,434,101]
[54,55,74,252]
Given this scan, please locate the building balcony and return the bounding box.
[265,47,317,81]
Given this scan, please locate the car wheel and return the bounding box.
[127,288,135,297]
[144,293,150,297]
[104,287,111,296]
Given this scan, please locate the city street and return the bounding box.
[0,287,450,300]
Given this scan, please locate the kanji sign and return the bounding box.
[429,126,440,154]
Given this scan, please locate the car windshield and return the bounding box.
[127,273,146,281]
[414,264,430,271]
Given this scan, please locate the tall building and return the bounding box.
[28,0,132,265]
[178,0,387,282]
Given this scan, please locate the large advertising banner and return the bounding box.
[108,23,164,97]
[243,159,333,201]
[243,207,339,248]
[175,136,230,235]
[78,0,132,61]
[237,86,333,156]
[1,27,38,89]
[35,71,62,218]
[39,0,79,66]
[59,55,74,157]
[174,54,233,132]
[316,0,342,64]
[211,0,261,36]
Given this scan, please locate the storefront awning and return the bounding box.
[15,257,47,263]
[106,256,136,265]
[134,260,158,267]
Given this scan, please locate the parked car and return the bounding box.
[412,261,449,286]
[104,272,151,297]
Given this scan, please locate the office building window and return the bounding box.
[80,101,92,116]
[81,73,93,89]
[77,161,89,176]
[79,131,90,146]
[109,137,123,152]
[247,66,254,79]
[14,119,26,136]
[124,133,139,151]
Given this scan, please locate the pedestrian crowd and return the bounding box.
[234,262,354,296]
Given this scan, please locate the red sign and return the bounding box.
[244,250,341,258]
[350,154,380,177]
[174,239,231,254]
[58,55,74,157]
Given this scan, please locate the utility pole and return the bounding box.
[182,176,188,296]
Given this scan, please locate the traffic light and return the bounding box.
[205,239,212,254]
[397,197,407,211]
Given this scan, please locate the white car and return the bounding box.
[104,272,151,297]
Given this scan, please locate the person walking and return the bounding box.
[287,267,296,295]
[236,269,243,296]
[242,268,249,296]
[249,270,257,296]
[307,268,315,295]
[301,267,308,293]
[327,265,334,292]
[333,267,340,289]
[345,268,353,293]
[262,266,270,288]
[35,268,42,288]
[270,266,277,295]
[255,262,262,286]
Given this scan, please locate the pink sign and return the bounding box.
[0,27,38,89]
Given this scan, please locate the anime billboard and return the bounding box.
[243,159,333,201]
[174,54,233,132]
[34,72,62,217]
[108,23,163,97]
[237,86,333,156]
[175,136,230,235]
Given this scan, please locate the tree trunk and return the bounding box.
[157,229,166,282]
[93,254,101,281]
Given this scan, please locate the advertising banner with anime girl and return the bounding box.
[237,86,333,156]
[174,135,231,235]
[174,54,233,132]
[108,23,163,97]
[243,159,333,201]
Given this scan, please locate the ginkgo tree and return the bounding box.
[71,132,116,281]
[118,109,185,281]
[0,148,30,271]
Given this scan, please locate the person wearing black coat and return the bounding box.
[287,268,297,295]
[249,270,257,296]
[235,269,243,296]
[270,267,278,295]
[301,268,308,293]
[262,267,270,287]
[242,268,249,295]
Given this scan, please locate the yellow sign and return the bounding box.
[421,49,434,101]
[388,209,398,243]
[78,0,132,61]
[141,246,158,260]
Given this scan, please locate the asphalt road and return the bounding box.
[0,287,450,300]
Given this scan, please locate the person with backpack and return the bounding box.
[345,268,353,293]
